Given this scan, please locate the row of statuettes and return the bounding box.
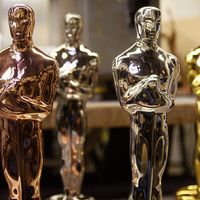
[0,4,198,200]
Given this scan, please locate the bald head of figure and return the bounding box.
[135,7,161,41]
[64,13,83,46]
[8,4,35,41]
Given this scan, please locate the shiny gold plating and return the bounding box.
[112,7,180,200]
[50,13,99,200]
[176,185,200,200]
[0,4,58,200]
[176,47,200,200]
[48,194,95,200]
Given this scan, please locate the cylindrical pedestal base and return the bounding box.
[176,185,200,200]
[47,194,95,200]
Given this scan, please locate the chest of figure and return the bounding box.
[59,53,96,80]
[0,58,45,81]
[60,50,95,67]
[118,54,170,87]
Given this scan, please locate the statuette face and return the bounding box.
[135,7,161,40]
[8,5,34,41]
[0,4,58,200]
[64,14,83,46]
[112,6,180,200]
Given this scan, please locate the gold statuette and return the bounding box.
[47,13,99,200]
[112,6,180,200]
[0,4,59,200]
[176,47,200,200]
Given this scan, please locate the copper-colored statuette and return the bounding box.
[112,7,180,200]
[48,14,99,200]
[0,4,58,200]
[176,48,200,199]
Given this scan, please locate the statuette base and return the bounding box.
[176,185,200,200]
[47,194,95,200]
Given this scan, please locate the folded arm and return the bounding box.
[0,68,57,120]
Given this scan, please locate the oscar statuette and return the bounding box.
[0,4,59,200]
[176,47,200,200]
[48,13,99,200]
[112,6,180,200]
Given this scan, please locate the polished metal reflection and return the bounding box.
[176,46,200,200]
[49,194,95,200]
[49,13,99,200]
[0,4,58,200]
[112,6,180,200]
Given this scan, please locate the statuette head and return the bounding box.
[135,6,161,40]
[8,4,34,41]
[64,13,83,45]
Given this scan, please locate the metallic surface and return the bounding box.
[112,7,180,200]
[49,13,99,200]
[48,194,95,200]
[176,47,200,200]
[0,4,58,200]
[176,185,199,200]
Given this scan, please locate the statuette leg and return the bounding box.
[48,100,94,200]
[1,119,43,199]
[128,113,168,200]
